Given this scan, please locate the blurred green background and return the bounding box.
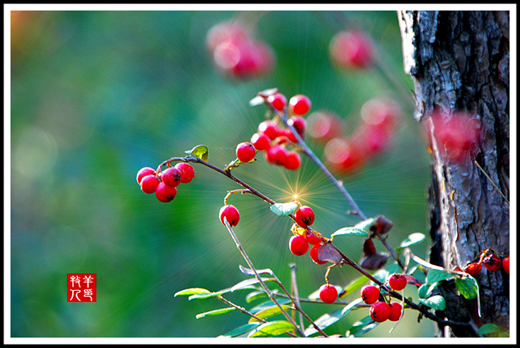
[10,10,435,338]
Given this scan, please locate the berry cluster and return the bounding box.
[136,162,195,203]
[307,97,401,175]
[360,275,406,323]
[206,20,274,79]
[250,93,312,171]
[329,30,376,70]
[456,250,509,277]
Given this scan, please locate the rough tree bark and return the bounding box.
[398,11,510,337]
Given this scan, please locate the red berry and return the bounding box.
[289,94,312,116]
[288,115,306,134]
[388,273,407,291]
[319,284,338,303]
[219,204,240,227]
[155,182,177,203]
[289,235,309,256]
[140,174,160,194]
[304,231,322,245]
[251,133,271,151]
[284,128,298,143]
[206,20,249,52]
[324,138,365,174]
[174,162,195,183]
[267,92,287,111]
[482,254,502,272]
[283,151,302,171]
[236,142,257,163]
[294,206,315,228]
[388,302,403,321]
[307,111,343,142]
[161,167,182,188]
[463,262,482,277]
[370,301,391,323]
[213,39,274,79]
[310,244,327,265]
[264,144,287,166]
[360,285,380,304]
[329,31,375,69]
[258,120,282,140]
[137,167,156,185]
[502,256,510,274]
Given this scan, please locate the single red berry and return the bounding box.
[329,31,375,69]
[288,115,306,137]
[284,128,298,143]
[258,120,282,140]
[310,244,327,265]
[502,256,510,274]
[236,142,257,163]
[388,273,407,291]
[250,133,271,151]
[289,94,312,116]
[266,92,287,111]
[140,174,160,194]
[137,167,156,185]
[283,151,302,171]
[294,206,315,228]
[161,167,182,188]
[307,111,343,143]
[360,285,380,304]
[205,20,249,52]
[324,138,365,174]
[388,302,403,321]
[219,204,240,227]
[174,162,195,183]
[482,254,502,272]
[370,301,391,323]
[463,262,482,277]
[289,235,309,256]
[319,284,338,303]
[264,144,287,166]
[304,231,322,245]
[155,182,177,203]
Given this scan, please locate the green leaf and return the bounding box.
[477,323,501,336]
[238,264,274,277]
[246,290,268,303]
[341,297,364,316]
[455,276,479,300]
[270,202,299,217]
[399,232,426,248]
[174,288,210,297]
[346,316,378,337]
[353,218,376,232]
[419,295,446,310]
[372,268,390,284]
[248,304,293,323]
[248,320,295,337]
[331,227,369,238]
[342,276,369,298]
[418,282,439,299]
[219,322,262,338]
[250,298,292,313]
[230,277,276,292]
[304,308,345,336]
[195,307,236,319]
[188,285,257,300]
[185,144,208,161]
[426,269,453,284]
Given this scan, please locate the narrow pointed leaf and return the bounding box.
[477,323,501,336]
[304,308,345,336]
[174,288,210,297]
[455,276,478,300]
[342,276,369,298]
[346,316,378,337]
[331,227,369,238]
[219,322,262,338]
[270,202,299,217]
[399,232,426,248]
[248,304,292,323]
[249,95,265,106]
[188,285,257,300]
[185,144,209,161]
[250,298,291,313]
[196,307,236,319]
[341,297,364,316]
[245,290,268,303]
[419,295,446,310]
[238,264,274,277]
[353,218,376,232]
[426,268,453,284]
[230,277,276,292]
[248,320,295,337]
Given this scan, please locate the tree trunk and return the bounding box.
[398,11,510,337]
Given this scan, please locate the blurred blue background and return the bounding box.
[10,9,434,337]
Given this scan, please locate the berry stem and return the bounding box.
[223,189,253,206]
